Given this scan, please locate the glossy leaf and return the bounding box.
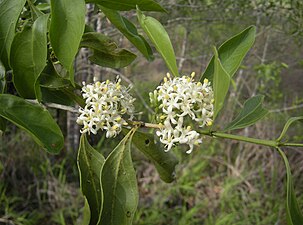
[276,147,303,225]
[80,32,136,68]
[10,14,49,100]
[130,129,179,183]
[0,0,26,69]
[224,95,268,131]
[78,134,105,225]
[201,26,256,82]
[101,6,153,61]
[87,0,166,12]
[0,94,64,153]
[137,8,179,77]
[277,117,303,142]
[100,128,138,225]
[0,60,5,93]
[50,0,86,84]
[213,47,230,119]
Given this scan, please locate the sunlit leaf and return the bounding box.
[130,129,178,183]
[10,14,49,100]
[277,117,303,142]
[0,94,64,153]
[78,134,105,225]
[50,0,86,84]
[86,0,166,12]
[276,147,303,225]
[80,32,136,68]
[101,6,153,61]
[202,26,256,82]
[137,7,179,77]
[224,95,268,131]
[0,0,26,69]
[100,128,138,225]
[213,47,230,119]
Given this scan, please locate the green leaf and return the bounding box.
[130,129,178,183]
[87,0,166,12]
[0,94,64,153]
[40,61,71,89]
[224,95,268,131]
[0,0,26,69]
[277,117,303,142]
[202,26,256,82]
[100,128,138,225]
[39,61,84,107]
[80,32,136,68]
[78,134,105,225]
[137,8,179,77]
[213,47,230,119]
[10,14,49,100]
[276,147,303,225]
[49,0,86,84]
[41,88,75,106]
[100,6,153,61]
[36,3,51,11]
[0,60,5,93]
[82,196,92,225]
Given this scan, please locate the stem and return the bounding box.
[127,121,303,149]
[279,143,303,147]
[144,122,164,129]
[126,120,163,129]
[199,130,278,148]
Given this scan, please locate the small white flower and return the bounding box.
[77,77,135,137]
[150,72,214,153]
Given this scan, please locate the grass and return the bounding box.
[0,129,83,225]
[132,136,294,225]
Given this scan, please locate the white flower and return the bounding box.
[77,77,135,137]
[150,72,214,153]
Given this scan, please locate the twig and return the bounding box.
[44,103,78,113]
[26,99,78,113]
[178,29,188,71]
[269,103,303,113]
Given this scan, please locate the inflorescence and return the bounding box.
[77,72,214,154]
[149,72,214,153]
[77,77,135,138]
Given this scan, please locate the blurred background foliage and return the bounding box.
[1,0,303,224]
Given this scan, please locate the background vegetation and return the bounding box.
[1,0,303,224]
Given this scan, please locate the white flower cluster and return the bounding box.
[77,78,135,138]
[150,72,214,153]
